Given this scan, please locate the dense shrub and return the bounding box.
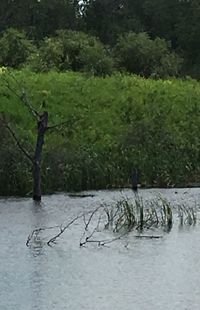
[114,32,182,78]
[28,30,114,76]
[0,28,35,68]
[0,28,183,78]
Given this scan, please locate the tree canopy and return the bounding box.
[0,0,200,78]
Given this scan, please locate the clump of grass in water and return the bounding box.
[92,196,198,246]
[103,195,195,234]
[148,196,173,232]
[27,195,198,247]
[178,204,197,226]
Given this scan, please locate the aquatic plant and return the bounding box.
[178,204,197,226]
[26,195,198,248]
[104,195,174,234]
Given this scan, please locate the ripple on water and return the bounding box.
[1,188,200,310]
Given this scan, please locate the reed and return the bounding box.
[103,196,197,234]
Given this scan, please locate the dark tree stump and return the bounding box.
[33,111,48,201]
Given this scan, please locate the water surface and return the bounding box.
[1,188,200,310]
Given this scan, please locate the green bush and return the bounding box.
[0,28,35,68]
[28,30,114,76]
[114,32,182,78]
[27,38,65,72]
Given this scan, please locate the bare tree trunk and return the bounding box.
[132,168,139,191]
[33,112,48,201]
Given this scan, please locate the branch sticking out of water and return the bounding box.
[26,225,60,247]
[47,214,85,246]
[26,195,198,248]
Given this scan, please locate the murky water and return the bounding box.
[1,188,200,310]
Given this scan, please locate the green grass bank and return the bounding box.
[1,70,200,196]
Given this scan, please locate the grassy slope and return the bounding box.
[1,70,200,195]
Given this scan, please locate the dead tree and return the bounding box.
[0,73,67,202]
[33,111,48,201]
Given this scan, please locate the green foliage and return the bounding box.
[0,0,81,40]
[1,70,200,196]
[0,28,35,68]
[28,37,65,72]
[1,0,200,79]
[81,0,145,45]
[114,32,182,78]
[78,42,114,76]
[175,0,200,78]
[28,30,114,76]
[0,126,32,196]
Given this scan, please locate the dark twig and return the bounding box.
[80,206,104,245]
[47,120,69,131]
[20,89,40,120]
[134,235,163,239]
[26,225,60,247]
[84,205,103,231]
[47,214,84,246]
[80,231,129,247]
[0,117,33,163]
[80,213,102,246]
[1,74,40,120]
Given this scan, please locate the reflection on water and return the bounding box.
[1,188,200,310]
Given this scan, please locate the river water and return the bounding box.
[1,188,200,310]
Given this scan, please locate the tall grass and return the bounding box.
[104,196,174,233]
[1,70,200,195]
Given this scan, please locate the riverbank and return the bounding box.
[1,70,200,196]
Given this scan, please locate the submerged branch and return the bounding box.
[26,225,60,247]
[47,213,85,246]
[134,235,163,239]
[26,195,198,249]
[80,231,129,247]
[80,211,103,246]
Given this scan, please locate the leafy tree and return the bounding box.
[28,30,114,75]
[0,0,81,40]
[175,0,200,78]
[142,0,182,45]
[78,42,114,76]
[0,28,35,68]
[114,32,182,77]
[82,0,145,45]
[28,38,65,72]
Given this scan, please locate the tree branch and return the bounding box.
[1,74,40,120]
[47,120,69,131]
[20,89,40,120]
[26,225,61,247]
[47,213,85,246]
[0,117,33,163]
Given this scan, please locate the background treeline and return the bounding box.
[1,71,200,196]
[0,0,200,78]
